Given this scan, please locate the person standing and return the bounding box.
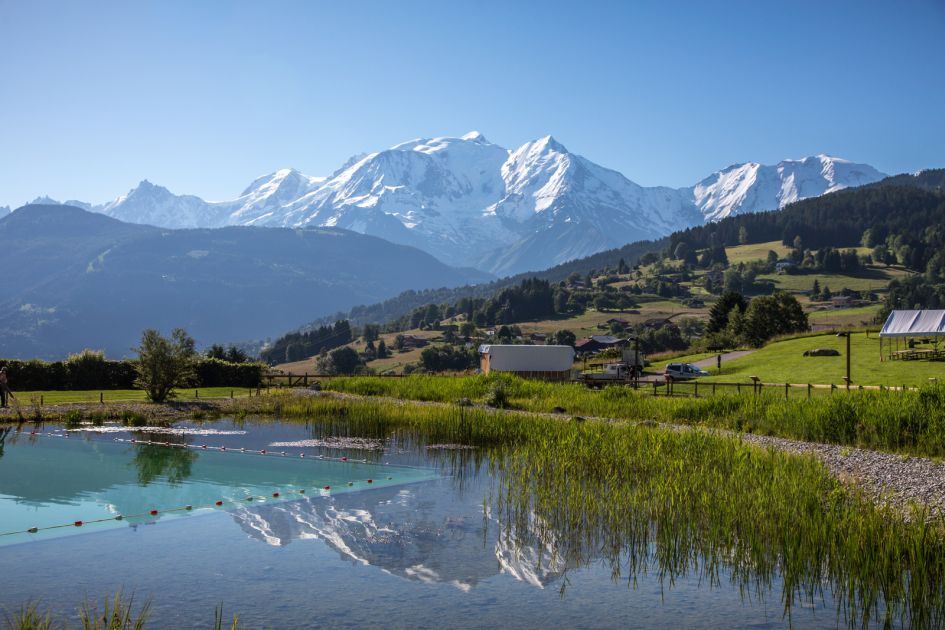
[0,367,10,408]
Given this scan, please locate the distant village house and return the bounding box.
[575,335,627,354]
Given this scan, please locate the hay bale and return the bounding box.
[803,348,841,357]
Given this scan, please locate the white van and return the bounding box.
[663,363,709,380]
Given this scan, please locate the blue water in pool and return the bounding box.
[0,420,842,628]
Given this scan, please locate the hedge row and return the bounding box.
[0,356,264,391]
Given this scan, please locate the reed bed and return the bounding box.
[230,393,945,627]
[319,374,945,457]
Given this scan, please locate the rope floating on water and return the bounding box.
[1,430,424,539]
[0,474,395,539]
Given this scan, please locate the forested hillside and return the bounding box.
[263,171,945,366]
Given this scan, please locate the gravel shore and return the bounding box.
[741,433,945,519]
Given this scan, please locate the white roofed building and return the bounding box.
[478,344,575,381]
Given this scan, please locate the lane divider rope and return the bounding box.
[0,474,395,539]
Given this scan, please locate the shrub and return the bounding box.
[134,329,197,403]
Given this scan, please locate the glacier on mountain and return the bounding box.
[29,134,886,275]
[693,155,886,222]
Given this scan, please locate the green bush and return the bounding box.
[194,359,264,388]
[0,356,263,391]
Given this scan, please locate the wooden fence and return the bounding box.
[641,378,926,399]
[264,371,934,399]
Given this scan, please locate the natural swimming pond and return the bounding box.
[0,417,934,628]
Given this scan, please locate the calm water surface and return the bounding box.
[0,419,845,628]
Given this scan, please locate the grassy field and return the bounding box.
[517,303,708,337]
[9,387,252,405]
[808,304,883,328]
[757,265,912,293]
[663,332,944,387]
[276,330,438,374]
[725,240,792,264]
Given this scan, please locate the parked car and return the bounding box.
[664,363,709,380]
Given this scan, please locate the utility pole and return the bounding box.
[837,331,851,389]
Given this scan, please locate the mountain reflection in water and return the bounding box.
[229,476,571,592]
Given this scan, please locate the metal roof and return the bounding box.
[879,309,945,337]
[478,344,575,372]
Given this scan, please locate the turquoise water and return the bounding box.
[0,432,432,546]
[0,420,854,628]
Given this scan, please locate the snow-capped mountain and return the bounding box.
[31,135,886,275]
[692,155,887,222]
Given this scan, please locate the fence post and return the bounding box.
[831,384,836,395]
[653,381,657,397]
[737,383,741,395]
[230,390,234,399]
[99,392,103,404]
[807,383,812,400]
[712,383,716,396]
[195,389,199,399]
[694,381,698,398]
[785,383,789,400]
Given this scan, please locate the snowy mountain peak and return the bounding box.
[694,154,884,222]
[36,133,887,275]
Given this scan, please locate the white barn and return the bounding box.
[478,344,575,381]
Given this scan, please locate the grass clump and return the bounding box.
[3,593,151,630]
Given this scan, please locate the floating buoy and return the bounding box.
[299,489,305,494]
[74,521,83,527]
[348,482,353,486]
[150,510,158,516]
[115,515,124,521]
[185,505,193,511]
[323,486,330,491]
[341,457,348,462]
[27,527,38,533]
[201,445,208,449]
[221,447,226,451]
[300,453,305,458]
[387,476,392,480]
[215,501,223,506]
[246,497,254,501]
[272,492,280,498]
[367,479,373,484]
[260,450,267,454]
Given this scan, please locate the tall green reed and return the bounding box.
[319,375,945,457]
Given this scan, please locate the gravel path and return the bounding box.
[690,349,757,369]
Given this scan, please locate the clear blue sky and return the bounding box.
[1,0,943,208]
